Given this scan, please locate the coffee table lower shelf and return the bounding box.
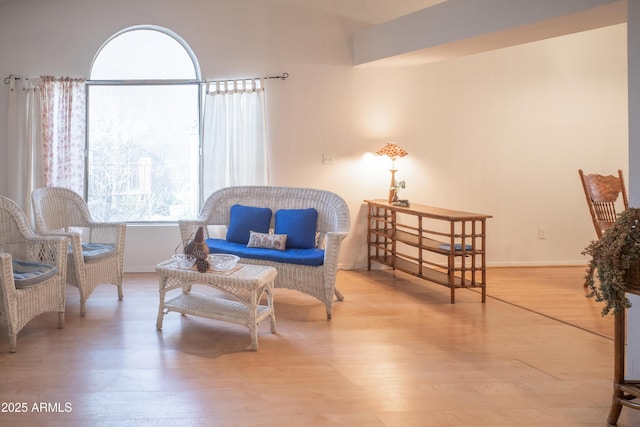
[162,292,274,331]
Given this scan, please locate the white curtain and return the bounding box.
[7,77,42,219]
[202,78,269,197]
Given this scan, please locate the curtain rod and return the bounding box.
[264,72,289,80]
[207,72,289,83]
[3,74,21,84]
[9,73,288,85]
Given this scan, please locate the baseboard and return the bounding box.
[338,260,589,271]
[124,265,158,273]
[486,260,588,268]
[125,260,589,274]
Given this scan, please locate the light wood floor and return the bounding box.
[1,266,638,426]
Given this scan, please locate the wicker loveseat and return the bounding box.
[178,186,350,319]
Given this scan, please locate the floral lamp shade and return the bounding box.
[376,142,408,161]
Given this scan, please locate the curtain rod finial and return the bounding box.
[4,74,20,85]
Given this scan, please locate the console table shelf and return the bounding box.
[365,199,492,303]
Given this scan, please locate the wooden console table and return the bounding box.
[608,289,640,424]
[365,199,491,303]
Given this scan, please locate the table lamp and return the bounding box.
[376,142,408,203]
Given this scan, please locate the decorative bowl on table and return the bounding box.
[208,254,240,271]
[171,253,196,269]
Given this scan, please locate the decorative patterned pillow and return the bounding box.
[246,230,287,251]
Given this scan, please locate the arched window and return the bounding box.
[87,26,201,222]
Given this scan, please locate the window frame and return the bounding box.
[86,25,204,223]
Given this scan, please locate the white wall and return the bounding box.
[0,0,628,271]
[351,24,628,268]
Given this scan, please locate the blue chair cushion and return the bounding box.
[79,243,116,263]
[226,205,273,244]
[274,208,318,249]
[206,238,325,266]
[12,259,59,289]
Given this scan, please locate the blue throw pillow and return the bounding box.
[226,204,272,244]
[275,208,318,249]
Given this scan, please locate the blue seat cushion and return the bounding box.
[12,259,59,289]
[76,243,116,263]
[206,238,325,267]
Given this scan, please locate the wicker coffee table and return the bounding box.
[155,259,278,351]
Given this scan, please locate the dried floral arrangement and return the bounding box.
[583,208,640,316]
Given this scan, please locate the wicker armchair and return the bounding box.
[179,186,350,319]
[0,196,67,352]
[31,187,126,317]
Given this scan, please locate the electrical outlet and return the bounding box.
[322,153,336,165]
[538,227,548,239]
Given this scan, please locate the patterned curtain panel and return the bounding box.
[40,76,86,195]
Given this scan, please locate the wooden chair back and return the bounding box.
[579,169,629,238]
